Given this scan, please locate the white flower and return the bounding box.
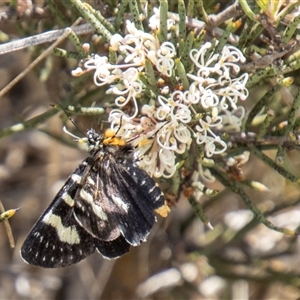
[157,42,176,58]
[154,42,176,77]
[158,148,176,176]
[194,115,227,157]
[110,34,123,51]
[156,122,191,154]
[84,54,108,69]
[71,67,84,76]
[216,74,249,110]
[183,83,200,104]
[156,57,174,77]
[138,94,192,177]
[199,88,220,109]
[189,42,221,76]
[148,7,160,30]
[119,21,158,65]
[138,141,177,178]
[204,135,227,157]
[148,7,175,31]
[75,10,250,179]
[219,106,245,131]
[186,42,248,112]
[189,42,246,78]
[109,68,140,96]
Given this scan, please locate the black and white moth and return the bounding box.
[21,128,169,268]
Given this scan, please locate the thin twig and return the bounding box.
[0,23,94,55]
[0,200,17,248]
[0,19,83,98]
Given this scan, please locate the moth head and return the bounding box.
[86,129,104,152]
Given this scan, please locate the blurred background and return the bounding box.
[1,1,300,299]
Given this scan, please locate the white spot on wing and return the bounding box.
[43,211,80,244]
[155,194,162,202]
[148,185,156,193]
[71,174,82,184]
[79,189,108,220]
[86,176,96,186]
[112,195,129,212]
[80,189,93,203]
[62,192,75,206]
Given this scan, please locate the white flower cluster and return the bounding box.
[83,21,177,120]
[80,11,249,178]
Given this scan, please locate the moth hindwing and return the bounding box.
[20,128,169,268]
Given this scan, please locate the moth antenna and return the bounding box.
[114,115,123,136]
[53,103,86,136]
[63,126,81,140]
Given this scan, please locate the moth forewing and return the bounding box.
[20,128,169,268]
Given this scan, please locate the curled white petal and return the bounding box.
[156,57,174,77]
[110,34,123,51]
